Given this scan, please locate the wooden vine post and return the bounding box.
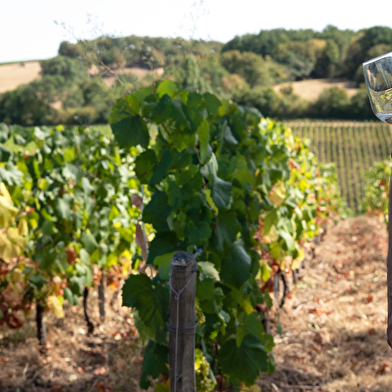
[169,251,197,392]
[36,304,47,345]
[98,271,106,322]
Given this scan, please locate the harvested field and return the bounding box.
[0,62,41,93]
[274,79,359,102]
[0,61,165,93]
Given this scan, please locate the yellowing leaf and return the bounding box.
[263,225,278,243]
[0,183,19,228]
[0,228,25,263]
[268,181,286,206]
[298,247,305,262]
[18,220,28,236]
[12,268,24,283]
[241,295,254,315]
[47,295,65,319]
[0,182,12,201]
[292,259,300,270]
[256,262,271,282]
[203,189,218,213]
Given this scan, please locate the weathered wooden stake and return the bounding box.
[169,251,197,392]
[98,271,106,322]
[36,304,47,345]
[83,287,94,335]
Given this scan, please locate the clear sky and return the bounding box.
[2,0,392,63]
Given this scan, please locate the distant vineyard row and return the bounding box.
[285,121,392,213]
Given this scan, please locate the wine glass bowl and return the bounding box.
[363,52,392,123]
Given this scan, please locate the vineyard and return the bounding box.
[1,81,382,392]
[285,121,392,213]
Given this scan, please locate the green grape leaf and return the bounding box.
[236,313,265,346]
[213,210,241,252]
[184,220,211,245]
[111,115,149,149]
[222,122,238,145]
[277,229,295,250]
[149,149,172,186]
[0,145,11,163]
[197,119,211,164]
[156,80,177,98]
[220,239,251,288]
[81,177,94,195]
[0,123,9,143]
[264,209,278,233]
[147,232,180,265]
[62,163,80,182]
[133,86,153,104]
[109,96,139,124]
[143,191,171,232]
[0,162,23,186]
[153,252,175,280]
[197,261,220,281]
[196,278,215,301]
[219,334,268,386]
[69,275,86,297]
[63,286,78,306]
[135,149,157,184]
[209,173,232,210]
[80,231,98,255]
[29,272,47,290]
[204,92,221,117]
[140,340,169,389]
[170,97,191,128]
[122,274,169,328]
[54,195,73,220]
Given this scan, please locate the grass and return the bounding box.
[285,120,392,214]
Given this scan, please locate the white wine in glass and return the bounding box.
[363,52,392,123]
[363,51,392,349]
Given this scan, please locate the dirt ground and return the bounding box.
[258,215,390,392]
[273,79,359,101]
[0,215,391,392]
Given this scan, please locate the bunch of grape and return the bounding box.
[196,300,205,326]
[196,355,214,392]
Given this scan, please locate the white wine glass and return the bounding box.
[363,52,392,349]
[363,52,392,123]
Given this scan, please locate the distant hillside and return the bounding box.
[2,27,389,126]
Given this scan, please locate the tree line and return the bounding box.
[1,25,392,126]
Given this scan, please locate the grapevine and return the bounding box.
[109,81,343,389]
[0,123,142,336]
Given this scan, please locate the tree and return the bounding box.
[274,41,316,80]
[40,56,86,81]
[220,50,272,87]
[344,27,392,79]
[313,39,340,78]
[181,54,211,93]
[0,76,65,126]
[311,87,350,118]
